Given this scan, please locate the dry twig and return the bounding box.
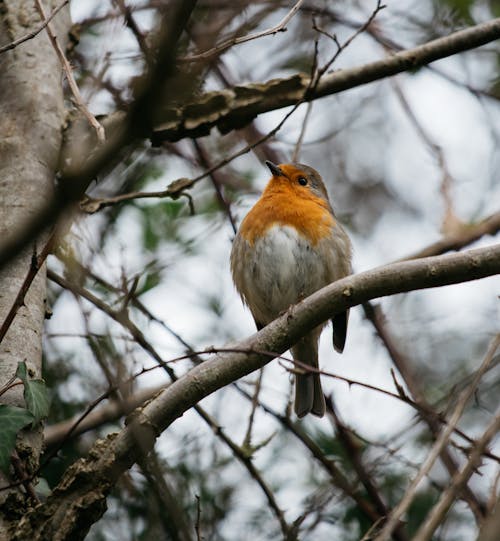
[34,0,105,142]
[0,0,68,55]
[180,0,305,62]
[413,410,500,541]
[373,334,500,541]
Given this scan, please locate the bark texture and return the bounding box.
[0,1,69,537]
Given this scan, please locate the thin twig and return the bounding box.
[0,375,22,397]
[400,211,500,260]
[1,12,493,282]
[326,398,409,541]
[0,232,57,344]
[195,494,202,541]
[48,269,174,374]
[138,450,194,541]
[0,0,69,55]
[312,1,385,86]
[47,251,500,463]
[291,100,313,162]
[233,384,383,526]
[47,270,294,537]
[373,334,500,541]
[413,410,500,541]
[180,0,306,62]
[34,0,105,142]
[112,0,150,60]
[390,79,459,234]
[242,369,264,450]
[80,99,307,213]
[360,517,385,541]
[192,139,237,234]
[193,403,293,539]
[364,301,489,520]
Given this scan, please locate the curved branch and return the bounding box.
[13,243,500,540]
[149,17,500,143]
[402,211,500,260]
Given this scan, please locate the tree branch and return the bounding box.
[12,244,500,539]
[0,0,68,55]
[401,211,500,260]
[373,334,500,541]
[43,384,164,449]
[414,411,500,541]
[180,0,306,62]
[148,17,500,144]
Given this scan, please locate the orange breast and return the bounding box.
[239,179,335,246]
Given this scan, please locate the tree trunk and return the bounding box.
[0,1,69,538]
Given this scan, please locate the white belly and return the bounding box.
[232,224,350,325]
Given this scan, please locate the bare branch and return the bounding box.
[34,0,105,142]
[0,0,68,55]
[12,244,500,539]
[43,384,164,448]
[45,278,294,538]
[149,18,500,144]
[3,17,499,275]
[180,0,306,62]
[373,334,500,541]
[192,139,237,234]
[291,101,313,162]
[401,211,500,260]
[414,410,500,541]
[112,0,149,60]
[137,450,194,541]
[363,301,489,519]
[478,497,500,541]
[326,398,409,541]
[0,233,55,344]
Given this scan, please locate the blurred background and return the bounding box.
[42,1,500,539]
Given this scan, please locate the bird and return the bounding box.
[230,160,352,418]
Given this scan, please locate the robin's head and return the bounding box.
[265,161,331,204]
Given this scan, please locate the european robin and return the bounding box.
[231,161,352,418]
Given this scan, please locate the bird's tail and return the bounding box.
[332,310,349,353]
[292,335,325,418]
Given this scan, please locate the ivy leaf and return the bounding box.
[15,360,27,381]
[24,380,51,424]
[15,361,51,424]
[0,405,34,474]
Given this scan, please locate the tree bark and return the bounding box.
[0,1,69,538]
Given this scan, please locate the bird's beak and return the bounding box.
[265,160,283,177]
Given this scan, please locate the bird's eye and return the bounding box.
[298,176,308,186]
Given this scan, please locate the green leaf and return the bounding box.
[15,360,27,381]
[24,380,51,424]
[0,405,34,474]
[16,361,51,424]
